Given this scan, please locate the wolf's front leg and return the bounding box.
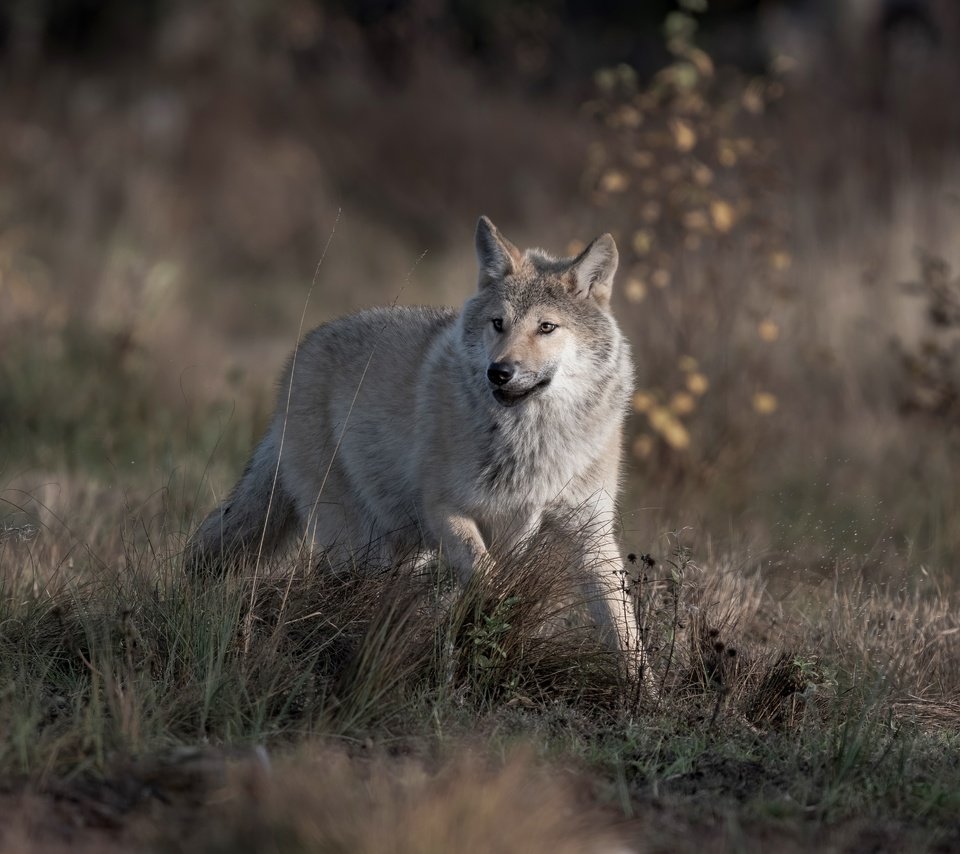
[583,537,640,658]
[433,510,490,586]
[576,518,657,695]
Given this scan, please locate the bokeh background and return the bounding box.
[2,0,959,580]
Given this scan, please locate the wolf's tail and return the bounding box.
[186,419,296,573]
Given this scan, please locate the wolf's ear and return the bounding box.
[475,216,521,288]
[567,234,618,309]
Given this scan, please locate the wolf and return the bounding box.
[189,216,645,676]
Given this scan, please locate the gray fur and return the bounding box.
[189,217,650,681]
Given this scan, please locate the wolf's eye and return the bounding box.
[492,318,504,332]
[538,322,558,334]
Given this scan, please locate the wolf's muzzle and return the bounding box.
[487,362,515,386]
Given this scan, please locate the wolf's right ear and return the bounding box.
[475,216,521,288]
[567,233,618,309]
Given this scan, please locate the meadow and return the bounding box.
[2,4,960,851]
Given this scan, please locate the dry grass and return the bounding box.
[2,481,960,850]
[193,747,625,854]
[1,746,625,854]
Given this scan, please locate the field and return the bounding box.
[2,3,960,851]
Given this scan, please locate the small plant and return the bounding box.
[465,595,520,674]
[582,2,793,475]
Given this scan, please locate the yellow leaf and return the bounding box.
[692,163,714,186]
[717,141,737,167]
[664,420,691,450]
[652,269,671,288]
[648,406,673,432]
[632,391,656,413]
[670,391,696,415]
[670,118,697,153]
[752,392,778,415]
[686,372,709,395]
[770,250,792,271]
[678,355,698,372]
[648,407,691,448]
[625,278,647,302]
[758,319,780,342]
[632,434,655,459]
[710,200,736,233]
[599,170,629,193]
[741,86,764,115]
[631,230,653,255]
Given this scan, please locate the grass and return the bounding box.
[0,324,267,484]
[1,472,959,851]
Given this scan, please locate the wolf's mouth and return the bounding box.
[492,377,552,407]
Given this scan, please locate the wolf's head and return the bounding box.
[461,216,624,409]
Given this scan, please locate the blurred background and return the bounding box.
[2,0,959,578]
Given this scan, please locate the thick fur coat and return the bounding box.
[190,217,643,670]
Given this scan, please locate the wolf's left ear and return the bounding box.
[476,216,522,288]
[567,234,618,309]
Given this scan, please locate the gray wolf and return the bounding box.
[190,216,644,675]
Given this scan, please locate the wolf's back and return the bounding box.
[188,305,458,572]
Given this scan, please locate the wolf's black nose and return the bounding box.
[487,362,515,386]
